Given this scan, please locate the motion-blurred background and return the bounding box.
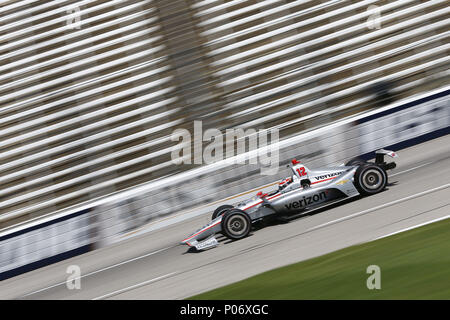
[0,0,448,231]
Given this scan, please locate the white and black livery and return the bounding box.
[181,149,398,251]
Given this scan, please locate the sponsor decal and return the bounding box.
[285,191,327,210]
[336,179,350,185]
[313,171,344,181]
[195,237,219,250]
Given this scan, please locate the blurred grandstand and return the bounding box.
[0,0,448,228]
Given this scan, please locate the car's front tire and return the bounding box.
[354,164,387,195]
[221,209,252,240]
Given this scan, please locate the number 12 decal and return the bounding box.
[296,167,307,176]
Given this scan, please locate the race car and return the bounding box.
[181,149,398,251]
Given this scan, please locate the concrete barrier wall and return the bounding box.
[0,209,94,281]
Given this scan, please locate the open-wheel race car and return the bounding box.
[181,149,398,251]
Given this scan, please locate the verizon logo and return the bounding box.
[285,192,327,210]
[313,171,344,181]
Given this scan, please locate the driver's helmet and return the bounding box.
[278,177,293,190]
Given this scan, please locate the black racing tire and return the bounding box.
[354,164,387,195]
[212,204,234,220]
[221,209,252,240]
[345,157,367,166]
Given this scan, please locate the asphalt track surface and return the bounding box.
[1,135,449,300]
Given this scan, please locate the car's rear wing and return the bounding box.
[375,149,398,170]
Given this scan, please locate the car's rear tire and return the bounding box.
[354,164,387,195]
[212,204,233,220]
[221,209,252,240]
